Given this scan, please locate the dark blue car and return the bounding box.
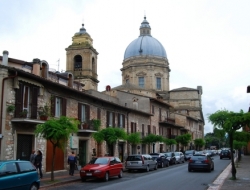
[0,160,40,190]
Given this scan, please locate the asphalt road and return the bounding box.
[51,155,231,190]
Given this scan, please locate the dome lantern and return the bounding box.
[140,16,151,36]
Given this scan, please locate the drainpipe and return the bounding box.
[0,71,18,154]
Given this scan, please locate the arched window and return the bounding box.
[74,55,82,70]
[92,57,95,73]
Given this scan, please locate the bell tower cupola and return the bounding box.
[65,23,99,91]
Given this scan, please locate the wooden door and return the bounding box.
[17,134,33,161]
[46,140,64,172]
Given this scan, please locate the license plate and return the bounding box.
[86,173,92,176]
[196,161,201,163]
[131,162,138,164]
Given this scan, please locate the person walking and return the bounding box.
[68,151,77,176]
[34,150,43,179]
[30,150,36,165]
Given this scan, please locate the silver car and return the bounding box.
[125,154,157,172]
[174,152,185,163]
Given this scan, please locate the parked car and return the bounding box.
[150,153,169,168]
[184,150,195,161]
[163,152,176,165]
[0,160,40,190]
[220,149,231,160]
[80,157,123,182]
[188,154,214,172]
[174,152,185,163]
[125,154,157,172]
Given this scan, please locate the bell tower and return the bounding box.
[65,23,99,90]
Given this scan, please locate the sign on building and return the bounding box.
[70,136,79,149]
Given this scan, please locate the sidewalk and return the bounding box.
[208,155,250,190]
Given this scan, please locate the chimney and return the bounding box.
[32,58,40,76]
[2,50,9,66]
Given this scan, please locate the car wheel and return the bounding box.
[154,164,158,170]
[145,165,149,172]
[182,159,185,163]
[220,157,222,159]
[104,172,109,182]
[118,169,123,178]
[161,162,164,168]
[166,161,169,167]
[208,167,211,173]
[81,177,86,182]
[30,183,38,190]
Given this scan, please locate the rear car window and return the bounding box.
[18,162,36,172]
[127,156,142,161]
[191,156,206,160]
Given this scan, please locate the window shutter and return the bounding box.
[97,108,101,120]
[106,111,110,127]
[159,108,161,121]
[78,103,81,129]
[122,114,125,128]
[30,86,38,119]
[15,82,23,117]
[86,105,90,121]
[113,112,115,127]
[51,95,55,117]
[148,125,151,134]
[135,123,137,133]
[118,114,120,128]
[62,98,67,116]
[131,122,133,133]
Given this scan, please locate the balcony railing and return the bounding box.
[78,122,96,131]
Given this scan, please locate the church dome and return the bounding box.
[124,17,167,60]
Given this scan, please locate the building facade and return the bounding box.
[0,17,205,173]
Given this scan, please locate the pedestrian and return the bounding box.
[34,150,43,179]
[30,150,36,165]
[68,151,77,176]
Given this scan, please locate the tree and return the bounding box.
[142,134,164,153]
[208,109,250,179]
[233,131,250,160]
[35,116,79,181]
[194,138,205,150]
[175,134,192,151]
[92,127,127,155]
[213,128,226,149]
[164,139,177,152]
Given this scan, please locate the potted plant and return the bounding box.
[19,109,28,118]
[38,104,51,120]
[7,105,15,115]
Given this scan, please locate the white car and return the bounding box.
[174,152,185,163]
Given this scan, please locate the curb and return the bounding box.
[40,178,81,189]
[207,157,237,190]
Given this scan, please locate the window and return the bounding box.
[78,103,90,123]
[18,162,35,172]
[118,114,125,128]
[138,77,144,88]
[126,79,129,83]
[74,55,82,69]
[50,96,66,117]
[156,77,161,90]
[15,82,39,119]
[0,163,17,174]
[148,125,151,134]
[106,111,115,127]
[142,124,145,137]
[131,122,137,133]
[159,108,162,121]
[153,126,156,135]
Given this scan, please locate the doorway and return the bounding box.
[79,140,87,167]
[17,134,33,161]
[118,143,124,162]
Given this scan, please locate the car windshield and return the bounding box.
[185,151,193,154]
[175,152,180,156]
[89,157,109,165]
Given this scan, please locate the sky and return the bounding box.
[1,0,250,134]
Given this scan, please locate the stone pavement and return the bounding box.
[40,156,250,190]
[208,155,250,190]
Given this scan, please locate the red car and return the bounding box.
[80,157,123,182]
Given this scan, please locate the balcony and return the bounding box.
[78,122,97,133]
